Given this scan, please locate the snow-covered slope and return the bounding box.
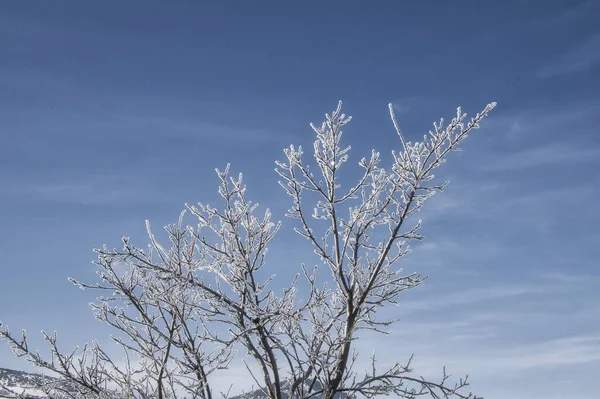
[1,368,348,399]
[0,368,67,399]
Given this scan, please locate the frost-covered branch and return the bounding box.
[2,100,495,399]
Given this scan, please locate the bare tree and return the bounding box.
[1,100,496,399]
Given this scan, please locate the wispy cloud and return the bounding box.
[0,66,285,145]
[389,320,499,343]
[401,334,600,390]
[390,96,443,115]
[538,271,600,284]
[474,335,600,372]
[532,1,595,30]
[29,183,139,205]
[481,142,600,171]
[422,178,596,225]
[359,309,600,396]
[399,284,546,312]
[485,100,600,143]
[536,33,600,78]
[117,114,283,143]
[14,175,174,206]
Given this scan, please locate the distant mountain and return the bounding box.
[1,368,348,399]
[0,368,76,399]
[0,367,52,398]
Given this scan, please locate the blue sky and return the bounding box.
[1,1,599,398]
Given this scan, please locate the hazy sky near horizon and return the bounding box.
[1,1,599,398]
